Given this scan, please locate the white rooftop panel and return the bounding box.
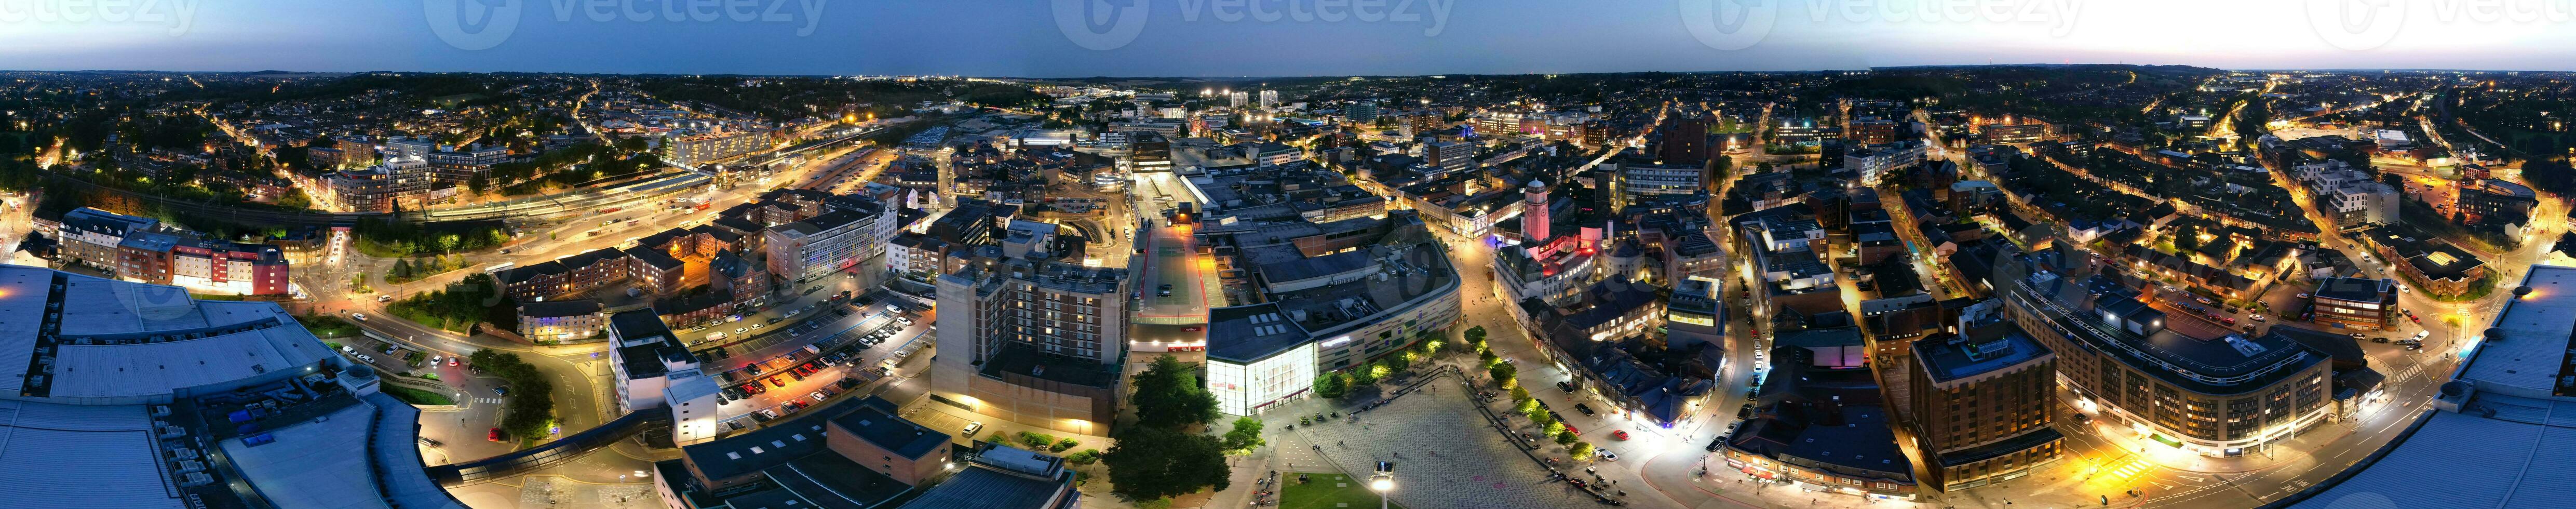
[2463,265,2576,391]
[0,265,59,395]
[0,401,182,508]
[222,404,392,509]
[47,326,324,400]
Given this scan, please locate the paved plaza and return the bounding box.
[1279,374,1610,509]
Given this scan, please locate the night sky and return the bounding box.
[5,0,2572,76]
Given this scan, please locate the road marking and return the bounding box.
[476,397,506,404]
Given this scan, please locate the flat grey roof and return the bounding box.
[2290,265,2576,508]
[0,399,177,508]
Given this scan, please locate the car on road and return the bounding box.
[752,323,764,329]
[1597,450,1617,461]
[1158,284,1174,297]
[963,421,984,436]
[352,313,368,322]
[2297,292,2311,299]
[735,327,749,334]
[341,345,355,354]
[1610,430,1628,440]
[2373,337,2390,343]
[493,386,508,396]
[376,294,394,303]
[1181,326,1202,331]
[2411,331,2431,342]
[1557,381,1576,392]
[767,376,786,387]
[2249,314,2267,322]
[1706,437,1724,451]
[488,428,503,442]
[448,357,459,367]
[2349,332,2366,340]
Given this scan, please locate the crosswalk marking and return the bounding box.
[475,397,505,404]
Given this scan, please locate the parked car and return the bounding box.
[1597,450,1617,461]
[1574,403,1598,416]
[963,421,984,436]
[488,428,503,442]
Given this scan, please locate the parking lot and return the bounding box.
[705,296,929,427]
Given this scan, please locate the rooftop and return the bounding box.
[828,405,950,460]
[1911,330,2053,385]
[2288,267,2576,508]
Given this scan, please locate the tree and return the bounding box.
[2174,224,2201,253]
[1556,431,1581,446]
[1489,362,1520,389]
[1220,416,1265,455]
[1479,349,1501,368]
[1569,442,1597,461]
[1545,421,1568,438]
[1514,397,1540,415]
[1131,355,1220,431]
[390,259,413,279]
[1102,426,1232,502]
[1313,372,1351,399]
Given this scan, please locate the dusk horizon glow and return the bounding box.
[6,1,2576,76]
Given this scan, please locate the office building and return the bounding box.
[764,196,895,284]
[1424,140,1476,173]
[1905,319,2061,492]
[605,309,725,445]
[2310,277,2397,331]
[1604,156,1711,209]
[2004,265,2332,457]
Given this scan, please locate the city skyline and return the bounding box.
[9,1,2576,76]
